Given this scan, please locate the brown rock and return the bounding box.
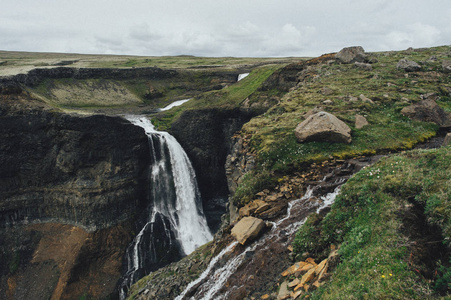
[291,290,303,299]
[355,114,369,129]
[315,259,328,275]
[294,268,316,291]
[261,294,270,299]
[306,257,317,265]
[282,261,309,276]
[231,217,265,245]
[239,200,271,217]
[294,111,352,144]
[288,278,301,288]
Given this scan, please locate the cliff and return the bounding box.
[0,87,150,299]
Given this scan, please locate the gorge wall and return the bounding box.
[0,66,248,299]
[0,87,151,299]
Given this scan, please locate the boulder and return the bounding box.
[442,60,451,73]
[355,62,373,71]
[355,114,369,129]
[231,216,265,245]
[294,111,352,143]
[397,59,422,72]
[335,46,366,64]
[401,99,451,128]
[443,133,451,147]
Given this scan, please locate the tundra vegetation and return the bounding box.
[1,45,450,299]
[151,45,451,298]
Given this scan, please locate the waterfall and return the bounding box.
[176,185,342,300]
[119,115,212,299]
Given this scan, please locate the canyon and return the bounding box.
[1,46,450,299]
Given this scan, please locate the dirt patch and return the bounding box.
[400,199,449,283]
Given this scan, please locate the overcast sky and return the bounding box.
[1,0,450,57]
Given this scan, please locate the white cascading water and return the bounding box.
[157,98,191,112]
[120,114,212,299]
[176,185,341,300]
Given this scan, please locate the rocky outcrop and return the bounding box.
[231,216,266,245]
[401,99,451,128]
[397,59,422,72]
[0,89,150,299]
[294,111,352,143]
[259,53,337,92]
[279,248,339,298]
[0,66,177,87]
[335,46,366,64]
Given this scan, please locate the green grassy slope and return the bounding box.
[293,146,451,299]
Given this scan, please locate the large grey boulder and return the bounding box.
[397,59,422,72]
[294,111,352,143]
[336,46,366,64]
[231,216,265,245]
[401,99,451,128]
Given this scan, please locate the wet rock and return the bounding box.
[397,59,422,72]
[335,46,366,64]
[401,99,451,128]
[231,216,265,245]
[294,111,352,144]
[355,114,369,129]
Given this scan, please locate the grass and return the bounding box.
[231,46,450,206]
[292,146,451,299]
[31,78,143,108]
[0,50,303,73]
[151,64,285,131]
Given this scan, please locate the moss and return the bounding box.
[292,146,451,299]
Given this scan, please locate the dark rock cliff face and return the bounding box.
[0,66,177,87]
[170,108,256,231]
[0,88,150,299]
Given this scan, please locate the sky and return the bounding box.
[1,0,451,57]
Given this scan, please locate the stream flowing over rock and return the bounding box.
[128,155,380,299]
